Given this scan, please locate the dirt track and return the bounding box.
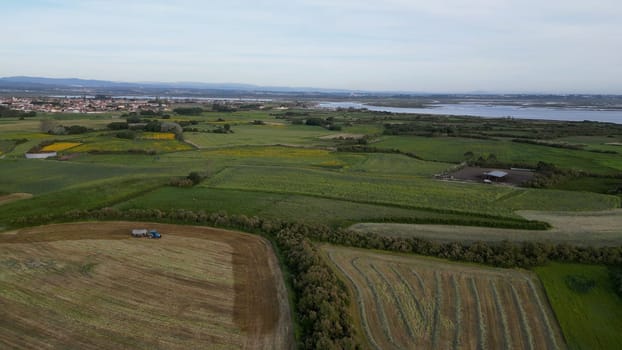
[351,209,622,246]
[0,222,294,350]
[0,193,32,206]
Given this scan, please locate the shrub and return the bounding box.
[174,107,204,115]
[108,122,129,130]
[169,177,194,187]
[564,275,596,293]
[187,171,203,185]
[115,130,136,140]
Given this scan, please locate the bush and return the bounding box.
[610,267,622,298]
[107,122,129,130]
[187,171,203,185]
[565,275,597,293]
[66,125,90,134]
[169,178,194,187]
[126,116,142,124]
[115,130,136,139]
[144,121,162,132]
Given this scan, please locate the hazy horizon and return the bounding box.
[2,0,621,94]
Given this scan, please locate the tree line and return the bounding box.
[0,105,36,118]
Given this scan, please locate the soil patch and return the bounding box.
[319,133,364,140]
[0,193,32,206]
[0,222,294,350]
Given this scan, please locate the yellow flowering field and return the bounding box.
[142,132,176,140]
[41,142,82,152]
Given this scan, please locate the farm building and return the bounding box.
[25,152,57,159]
[483,170,508,182]
[131,229,147,237]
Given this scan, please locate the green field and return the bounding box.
[204,165,619,216]
[116,187,532,227]
[375,135,622,175]
[184,124,335,148]
[0,177,166,227]
[535,263,622,350]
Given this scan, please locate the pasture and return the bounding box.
[323,245,565,350]
[0,222,294,350]
[535,263,622,350]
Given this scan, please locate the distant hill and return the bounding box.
[0,76,359,95]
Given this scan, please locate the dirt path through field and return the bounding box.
[0,193,32,206]
[0,222,294,350]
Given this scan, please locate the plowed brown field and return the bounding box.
[323,245,566,350]
[0,222,294,350]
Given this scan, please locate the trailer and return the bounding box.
[131,229,148,237]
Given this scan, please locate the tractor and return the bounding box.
[148,229,162,239]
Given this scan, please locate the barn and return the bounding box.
[483,170,508,182]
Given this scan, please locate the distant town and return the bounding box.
[0,96,170,114]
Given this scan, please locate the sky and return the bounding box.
[1,0,621,93]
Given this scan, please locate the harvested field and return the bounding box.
[322,245,566,350]
[0,193,32,206]
[0,222,294,350]
[519,209,622,235]
[449,167,534,186]
[350,209,622,246]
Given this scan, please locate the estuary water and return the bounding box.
[317,102,622,124]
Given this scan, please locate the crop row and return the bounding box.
[491,280,512,349]
[332,250,565,350]
[326,252,380,350]
[510,284,536,350]
[350,258,398,347]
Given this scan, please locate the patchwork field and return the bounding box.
[0,222,294,350]
[323,245,566,350]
